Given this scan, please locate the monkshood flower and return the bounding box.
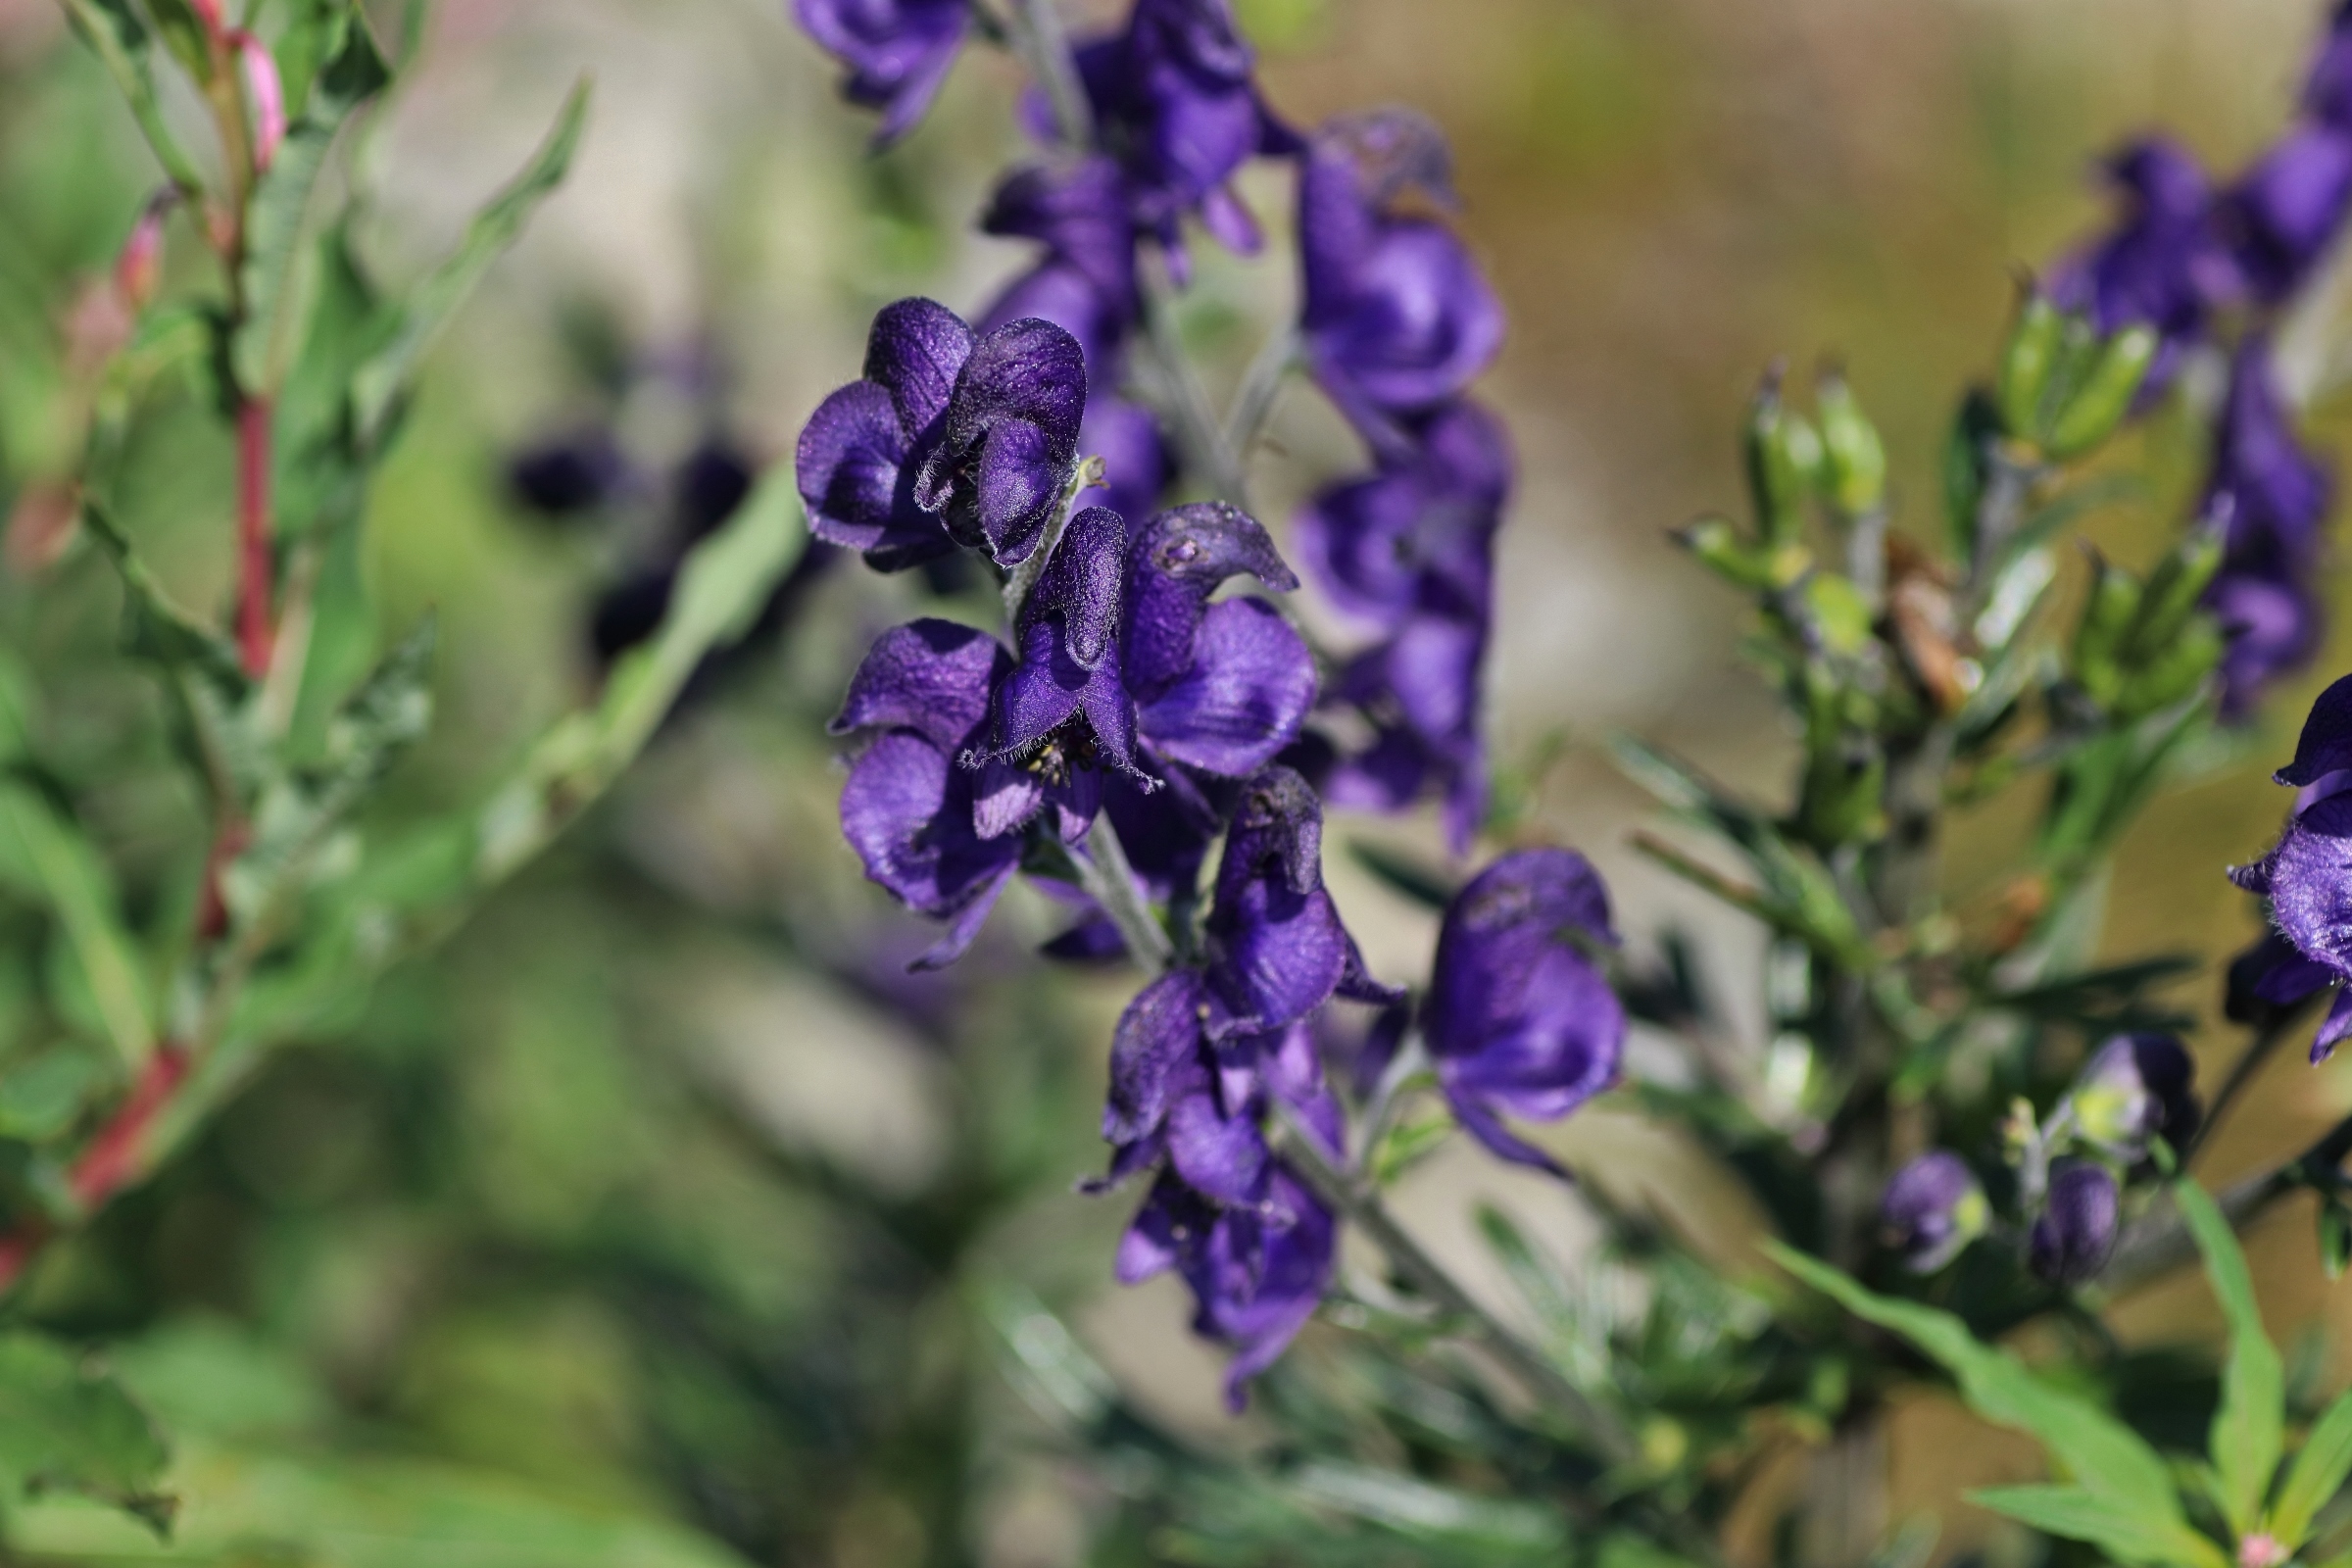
[797,297,975,571]
[912,318,1090,565]
[2226,929,2336,1028]
[2029,1158,2120,1287]
[2049,138,2237,396]
[1881,1152,1988,1274]
[1299,111,1504,457]
[1058,0,1296,268]
[2230,673,2352,1058]
[793,0,967,148]
[1420,848,1627,1173]
[2068,1033,2199,1161]
[981,157,1141,379]
[1118,1166,1335,1411]
[2203,339,2334,717]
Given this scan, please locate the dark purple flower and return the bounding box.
[2230,677,2352,1058]
[797,297,976,571]
[673,441,756,542]
[2069,1033,2199,1159]
[1060,0,1294,268]
[980,504,1144,793]
[1881,1152,1988,1274]
[2029,1158,2120,1287]
[2225,929,2336,1027]
[2303,1,2352,132]
[1117,1164,1334,1410]
[1420,848,1627,1174]
[1299,112,1504,457]
[981,157,1141,380]
[2217,124,2352,305]
[2203,341,2333,719]
[829,618,1026,969]
[912,317,1089,565]
[510,429,627,517]
[2049,138,2237,396]
[793,0,967,147]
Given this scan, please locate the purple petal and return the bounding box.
[1125,501,1298,696]
[830,618,1008,753]
[797,381,909,550]
[864,296,977,439]
[839,730,1021,918]
[1165,1086,1270,1204]
[912,865,1015,970]
[1023,505,1129,669]
[1137,598,1317,776]
[1105,970,1212,1143]
[2279,674,2352,787]
[2317,988,2352,1064]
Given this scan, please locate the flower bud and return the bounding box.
[112,192,172,315]
[1881,1151,1988,1273]
[1996,288,2062,441]
[1673,514,1778,591]
[2069,1032,2199,1160]
[2044,324,2160,461]
[1816,370,1886,516]
[1744,367,1822,549]
[2113,616,2222,718]
[2029,1159,2119,1287]
[2123,527,2225,665]
[2070,552,2140,708]
[234,32,286,173]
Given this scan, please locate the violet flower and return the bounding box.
[797,297,976,571]
[793,0,968,147]
[2203,339,2333,718]
[913,317,1090,565]
[2217,123,2352,306]
[2029,1159,2120,1287]
[1061,0,1295,267]
[2068,1032,2199,1160]
[981,157,1141,380]
[1299,111,1504,457]
[2049,138,2236,396]
[1881,1152,1988,1274]
[2230,673,2352,1058]
[2306,0,2352,132]
[1117,1165,1335,1410]
[1420,848,1627,1173]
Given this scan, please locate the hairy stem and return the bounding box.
[1074,813,1173,974]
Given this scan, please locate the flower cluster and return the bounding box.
[789,0,1631,1400]
[2054,5,2352,713]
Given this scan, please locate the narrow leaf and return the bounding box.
[2176,1178,2285,1535]
[350,78,590,444]
[2273,1387,2352,1548]
[54,0,207,194]
[1969,1485,2228,1568]
[0,785,154,1068]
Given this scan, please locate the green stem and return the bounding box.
[1073,814,1172,975]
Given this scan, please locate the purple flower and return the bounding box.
[981,157,1141,380]
[2069,1033,2199,1160]
[797,298,975,571]
[509,429,628,517]
[1420,848,1627,1174]
[2217,124,2352,305]
[1206,766,1399,1030]
[1061,0,1294,267]
[830,618,1026,969]
[2029,1158,2120,1287]
[2230,674,2352,1058]
[1299,112,1504,457]
[1881,1152,1988,1274]
[2050,138,2236,396]
[2203,340,2333,718]
[2303,1,2352,132]
[913,316,1090,566]
[1117,1165,1335,1410]
[2226,929,2336,1027]
[793,0,967,147]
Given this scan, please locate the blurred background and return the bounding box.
[2,0,2349,1562]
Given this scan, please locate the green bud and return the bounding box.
[2121,528,2224,665]
[1995,288,2062,440]
[1816,371,1887,515]
[1803,573,1874,656]
[1745,368,1823,547]
[2071,554,2139,709]
[1673,515,1777,590]
[2114,616,2221,718]
[2044,324,2159,460]
[1802,733,1886,847]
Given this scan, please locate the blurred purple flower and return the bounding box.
[2029,1159,2120,1287]
[2049,138,2237,396]
[797,297,976,571]
[1881,1152,1987,1274]
[1117,1165,1335,1410]
[1420,848,1626,1174]
[1299,111,1503,457]
[2303,0,2352,131]
[1082,397,1174,529]
[2202,340,2334,718]
[2069,1032,2199,1160]
[2217,123,2352,305]
[981,157,1141,380]
[793,0,968,147]
[2225,928,2336,1028]
[913,317,1090,565]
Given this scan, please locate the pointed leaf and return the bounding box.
[0,1332,172,1535]
[0,785,154,1069]
[54,0,206,194]
[1968,1485,2228,1568]
[2176,1178,2284,1535]
[2272,1387,2352,1548]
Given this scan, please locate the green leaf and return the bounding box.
[1348,839,1457,911]
[0,784,155,1069]
[0,1047,108,1141]
[2271,1387,2352,1548]
[350,79,591,445]
[232,7,391,397]
[0,1331,172,1534]
[2175,1178,2285,1535]
[1968,1485,2226,1568]
[54,0,207,195]
[79,505,251,710]
[1283,1462,1568,1557]
[1767,1245,2183,1518]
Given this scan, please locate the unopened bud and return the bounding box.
[2045,324,2159,460]
[1996,287,2063,441]
[1673,514,1777,591]
[1816,370,1886,516]
[2124,527,2225,664]
[1881,1151,1988,1273]
[112,192,173,314]
[2029,1158,2119,1287]
[1744,366,1822,548]
[2069,1033,2198,1160]
[234,32,286,173]
[188,0,223,29]
[2071,552,2140,707]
